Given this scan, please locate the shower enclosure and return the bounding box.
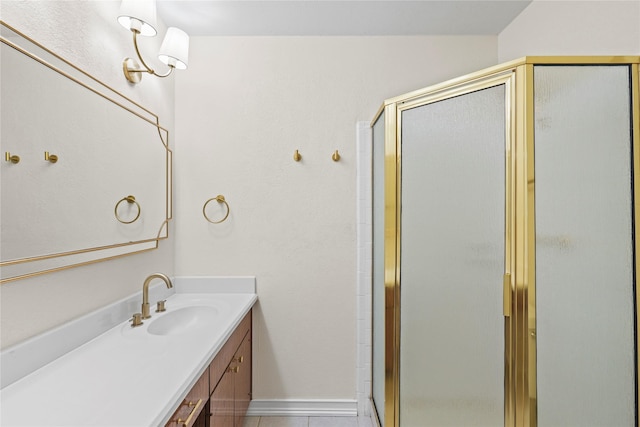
[371,56,640,427]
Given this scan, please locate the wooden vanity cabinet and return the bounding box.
[166,310,252,427]
[210,366,235,427]
[166,368,209,427]
[233,331,252,426]
[210,311,252,427]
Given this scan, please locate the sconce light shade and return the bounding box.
[158,27,189,70]
[118,0,157,36]
[118,0,189,83]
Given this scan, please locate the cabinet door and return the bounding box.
[210,370,234,427]
[234,333,252,427]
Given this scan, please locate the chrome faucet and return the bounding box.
[141,273,173,319]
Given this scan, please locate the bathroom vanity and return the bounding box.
[0,277,257,426]
[169,309,252,427]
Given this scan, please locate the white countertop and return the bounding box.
[0,289,257,426]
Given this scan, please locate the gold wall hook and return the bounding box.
[4,152,20,164]
[293,150,302,162]
[44,151,58,163]
[332,150,341,162]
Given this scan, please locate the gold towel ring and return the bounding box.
[115,195,141,224]
[203,195,230,224]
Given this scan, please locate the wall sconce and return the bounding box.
[118,0,189,84]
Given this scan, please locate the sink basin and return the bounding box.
[147,306,218,336]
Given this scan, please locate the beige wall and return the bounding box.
[174,36,498,400]
[0,1,175,349]
[498,0,640,61]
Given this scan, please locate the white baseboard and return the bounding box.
[247,399,358,417]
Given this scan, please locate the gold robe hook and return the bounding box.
[44,151,58,163]
[332,150,341,162]
[294,150,302,162]
[5,152,20,164]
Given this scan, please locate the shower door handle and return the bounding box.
[503,273,512,317]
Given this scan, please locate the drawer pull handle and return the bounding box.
[227,366,239,373]
[234,355,244,364]
[174,398,202,426]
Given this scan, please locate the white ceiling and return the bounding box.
[156,0,533,36]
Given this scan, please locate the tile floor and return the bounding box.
[242,416,373,427]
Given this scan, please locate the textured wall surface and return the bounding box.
[498,0,640,61]
[174,35,497,401]
[0,0,176,349]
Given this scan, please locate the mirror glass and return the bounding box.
[0,22,172,283]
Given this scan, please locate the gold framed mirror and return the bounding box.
[0,21,173,283]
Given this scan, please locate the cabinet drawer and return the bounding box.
[210,311,252,393]
[166,367,209,427]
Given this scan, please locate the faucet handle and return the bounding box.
[156,300,167,312]
[130,313,143,327]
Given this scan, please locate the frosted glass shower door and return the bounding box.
[400,85,506,426]
[535,65,635,427]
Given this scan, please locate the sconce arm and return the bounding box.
[130,30,174,78]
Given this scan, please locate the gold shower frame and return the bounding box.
[0,21,173,284]
[371,56,640,427]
